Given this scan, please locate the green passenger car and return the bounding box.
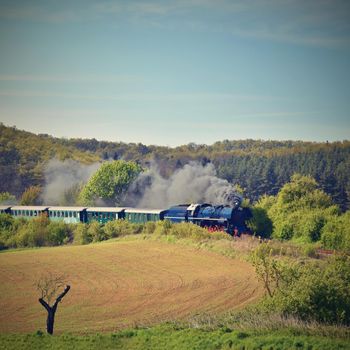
[10,206,49,219]
[48,207,86,224]
[124,208,166,224]
[86,207,126,224]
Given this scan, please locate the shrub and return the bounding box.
[321,212,350,252]
[153,220,173,236]
[47,221,73,245]
[142,221,156,235]
[247,206,273,238]
[261,255,350,325]
[73,223,92,244]
[15,221,47,247]
[87,222,107,242]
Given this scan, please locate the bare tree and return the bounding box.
[36,273,70,335]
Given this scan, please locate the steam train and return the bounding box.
[0,198,251,235]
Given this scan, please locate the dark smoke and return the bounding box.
[124,162,242,208]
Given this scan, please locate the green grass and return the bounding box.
[1,324,349,350]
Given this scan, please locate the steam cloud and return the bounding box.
[41,159,100,205]
[125,162,241,208]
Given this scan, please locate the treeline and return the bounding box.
[1,123,349,209]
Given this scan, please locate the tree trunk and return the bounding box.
[46,309,55,335]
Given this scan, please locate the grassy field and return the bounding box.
[0,239,262,334]
[1,325,349,350]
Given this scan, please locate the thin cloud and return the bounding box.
[0,1,349,48]
[0,74,140,83]
[0,90,280,102]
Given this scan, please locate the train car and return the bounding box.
[10,206,49,219]
[0,206,11,214]
[125,208,166,224]
[163,204,189,223]
[86,207,126,224]
[48,207,87,224]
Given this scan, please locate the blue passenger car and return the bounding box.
[48,207,87,224]
[86,207,126,224]
[0,206,11,214]
[164,204,189,223]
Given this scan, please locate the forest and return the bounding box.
[1,123,349,210]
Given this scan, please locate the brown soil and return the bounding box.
[0,240,262,334]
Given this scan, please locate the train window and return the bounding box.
[34,211,37,216]
[73,212,77,218]
[69,212,72,217]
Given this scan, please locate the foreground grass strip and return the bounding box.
[1,326,349,350]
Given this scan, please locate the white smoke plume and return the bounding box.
[41,159,101,205]
[125,162,241,208]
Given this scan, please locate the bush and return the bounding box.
[47,221,73,245]
[15,220,48,247]
[247,206,273,238]
[262,255,350,325]
[73,223,92,244]
[87,222,107,242]
[321,212,350,252]
[153,220,173,236]
[142,221,156,235]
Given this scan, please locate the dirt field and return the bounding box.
[0,240,262,334]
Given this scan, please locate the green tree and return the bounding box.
[79,160,142,205]
[251,243,286,297]
[321,211,350,251]
[266,174,336,242]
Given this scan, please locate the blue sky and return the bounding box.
[0,0,349,146]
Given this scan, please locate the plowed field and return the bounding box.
[0,240,262,334]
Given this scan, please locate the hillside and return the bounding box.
[0,124,99,197]
[0,239,262,334]
[1,123,349,209]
